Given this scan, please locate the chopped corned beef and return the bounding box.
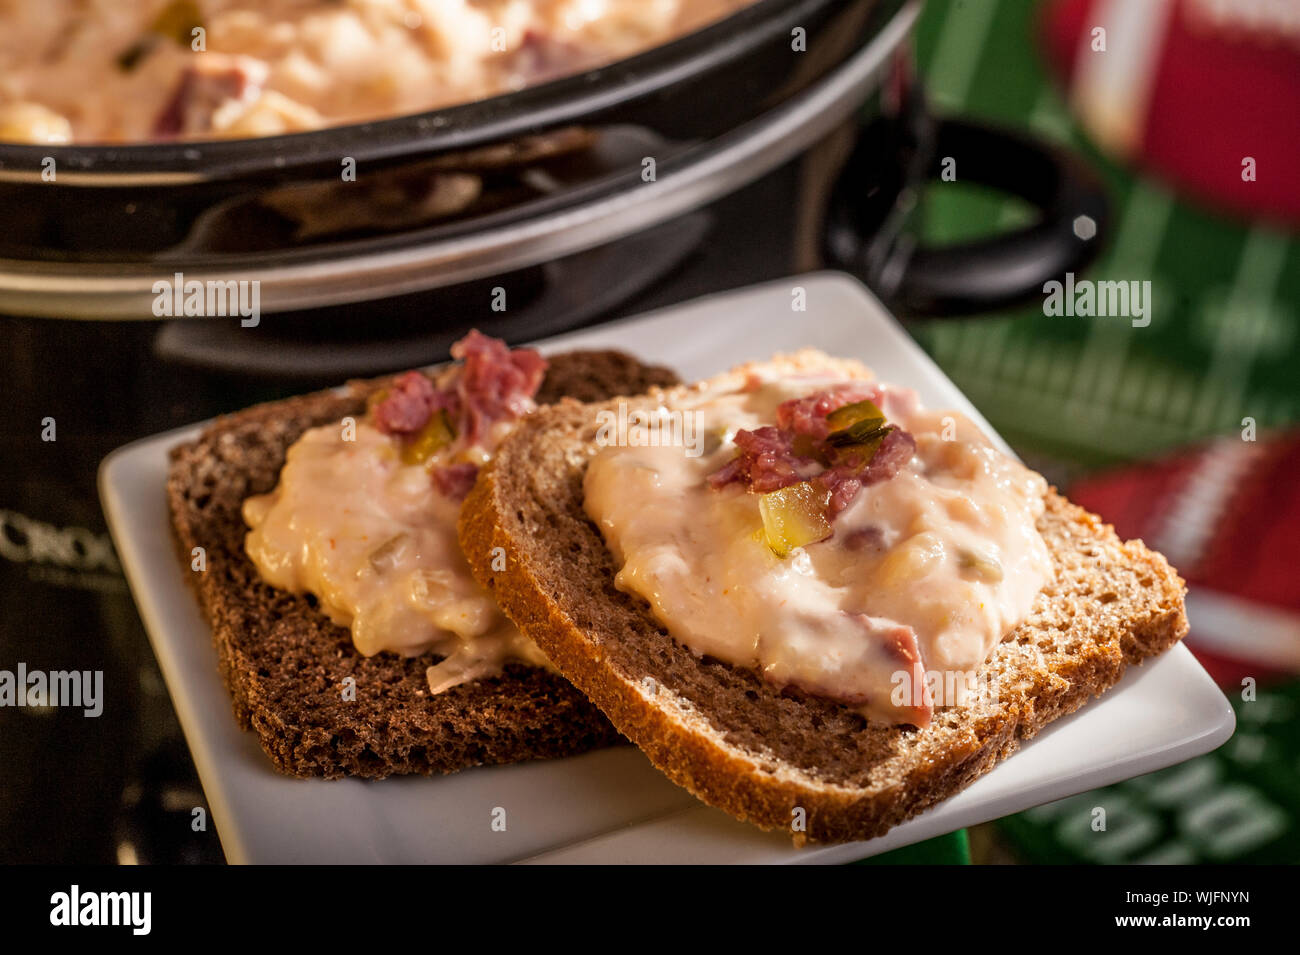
[818,429,916,516]
[369,331,547,500]
[710,384,915,519]
[775,382,880,441]
[371,370,437,435]
[430,462,480,502]
[153,55,267,138]
[370,330,547,446]
[707,426,819,493]
[448,330,547,444]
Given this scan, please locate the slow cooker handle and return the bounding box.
[828,116,1110,318]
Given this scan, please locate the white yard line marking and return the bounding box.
[927,0,1002,110]
[1188,226,1290,435]
[939,182,1178,457]
[1065,186,1175,441]
[1025,86,1075,143]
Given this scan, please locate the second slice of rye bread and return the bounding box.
[458,390,1191,843]
[166,350,678,779]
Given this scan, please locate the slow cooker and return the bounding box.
[0,0,1108,862]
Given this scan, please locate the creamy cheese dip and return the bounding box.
[583,362,1055,726]
[243,420,552,693]
[0,0,754,144]
[243,332,552,695]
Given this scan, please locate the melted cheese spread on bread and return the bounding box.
[583,359,1054,726]
[243,421,552,693]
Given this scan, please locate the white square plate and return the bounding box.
[100,272,1234,864]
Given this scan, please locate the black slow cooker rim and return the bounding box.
[0,0,857,185]
[0,1,923,318]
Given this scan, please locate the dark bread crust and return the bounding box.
[166,350,678,779]
[458,398,1190,843]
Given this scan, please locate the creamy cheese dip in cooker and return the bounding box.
[0,0,755,143]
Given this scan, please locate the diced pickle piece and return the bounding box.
[826,398,886,432]
[829,432,888,466]
[826,417,891,448]
[958,548,1004,582]
[117,39,155,72]
[825,399,893,449]
[152,0,204,45]
[367,533,411,573]
[880,532,944,587]
[401,409,456,465]
[760,482,832,557]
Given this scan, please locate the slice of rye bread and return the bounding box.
[458,380,1190,843]
[166,349,679,779]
